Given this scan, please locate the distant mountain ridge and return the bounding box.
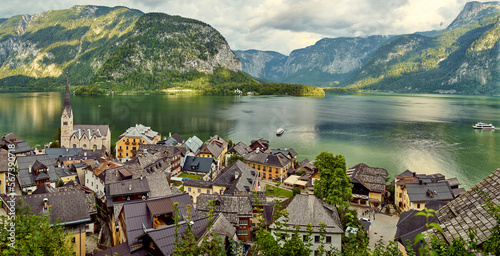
[0,5,252,92]
[236,1,500,94]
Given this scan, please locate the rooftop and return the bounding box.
[405,182,454,202]
[347,163,388,193]
[118,124,160,144]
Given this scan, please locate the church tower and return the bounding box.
[60,74,73,148]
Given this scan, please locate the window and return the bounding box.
[132,147,136,151]
[91,182,93,186]
[63,122,68,125]
[239,219,248,225]
[314,235,320,243]
[72,237,76,243]
[73,144,77,148]
[314,251,319,256]
[303,235,307,242]
[126,153,129,157]
[188,187,191,192]
[326,236,332,244]
[252,164,255,168]
[237,230,248,236]
[399,193,402,198]
[126,146,129,150]
[207,190,210,194]
[263,166,266,171]
[263,173,266,178]
[198,188,201,193]
[417,203,421,209]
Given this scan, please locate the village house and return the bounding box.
[244,149,291,182]
[271,148,298,167]
[116,124,161,161]
[249,138,270,152]
[347,163,388,208]
[197,135,228,168]
[0,133,33,156]
[197,193,254,241]
[183,160,260,204]
[158,132,185,146]
[182,135,204,155]
[283,159,319,192]
[137,144,185,176]
[3,190,92,255]
[60,78,111,153]
[182,156,215,178]
[271,194,343,255]
[423,168,500,250]
[225,141,251,163]
[112,193,195,247]
[394,170,460,212]
[97,212,235,256]
[16,154,59,192]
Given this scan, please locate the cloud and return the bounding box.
[0,0,490,55]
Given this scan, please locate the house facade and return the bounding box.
[197,135,228,168]
[270,194,343,255]
[116,124,161,161]
[244,150,291,182]
[347,163,388,208]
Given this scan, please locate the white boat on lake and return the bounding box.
[276,127,284,136]
[473,122,495,129]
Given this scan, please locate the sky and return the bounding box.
[0,0,494,55]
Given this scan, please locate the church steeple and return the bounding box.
[60,72,73,148]
[64,72,70,107]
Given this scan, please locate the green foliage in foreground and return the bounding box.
[0,199,75,255]
[314,152,353,211]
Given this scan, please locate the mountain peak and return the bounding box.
[447,1,500,30]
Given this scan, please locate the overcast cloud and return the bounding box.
[0,0,490,55]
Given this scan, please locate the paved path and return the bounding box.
[367,212,399,250]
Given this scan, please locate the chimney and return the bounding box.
[256,148,260,153]
[66,148,68,152]
[169,132,172,137]
[235,171,240,180]
[129,184,132,191]
[84,152,87,156]
[143,149,148,156]
[412,172,415,177]
[29,165,32,173]
[419,180,422,185]
[43,198,48,210]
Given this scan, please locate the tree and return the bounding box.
[49,127,61,148]
[0,199,75,255]
[56,178,65,188]
[313,151,353,211]
[227,154,245,166]
[292,187,301,196]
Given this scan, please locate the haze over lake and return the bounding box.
[1,92,499,189]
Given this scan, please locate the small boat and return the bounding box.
[276,128,284,136]
[473,122,495,129]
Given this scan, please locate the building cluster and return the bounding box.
[1,80,499,256]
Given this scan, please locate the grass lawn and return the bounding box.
[178,173,203,180]
[266,184,293,197]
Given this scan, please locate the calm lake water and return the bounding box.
[1,92,499,189]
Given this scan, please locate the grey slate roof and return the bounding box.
[158,137,180,146]
[138,216,211,256]
[244,150,291,167]
[108,178,150,197]
[200,135,228,158]
[271,194,343,234]
[182,136,204,154]
[0,151,8,173]
[120,193,196,247]
[196,194,253,224]
[171,133,185,144]
[145,172,172,198]
[347,163,388,193]
[118,124,159,144]
[183,179,213,188]
[73,124,109,139]
[7,190,90,225]
[227,141,250,155]
[424,168,500,245]
[405,182,454,203]
[212,160,258,194]
[17,154,58,188]
[271,148,297,158]
[45,148,83,159]
[182,156,213,174]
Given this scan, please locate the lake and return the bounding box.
[1,92,499,189]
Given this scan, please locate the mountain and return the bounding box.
[235,36,392,86]
[349,1,500,94]
[237,1,500,94]
[0,5,256,93]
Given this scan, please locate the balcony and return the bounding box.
[132,141,137,145]
[125,140,130,145]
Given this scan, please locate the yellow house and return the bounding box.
[347,163,388,208]
[116,124,161,162]
[197,135,228,167]
[183,180,213,204]
[244,150,292,182]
